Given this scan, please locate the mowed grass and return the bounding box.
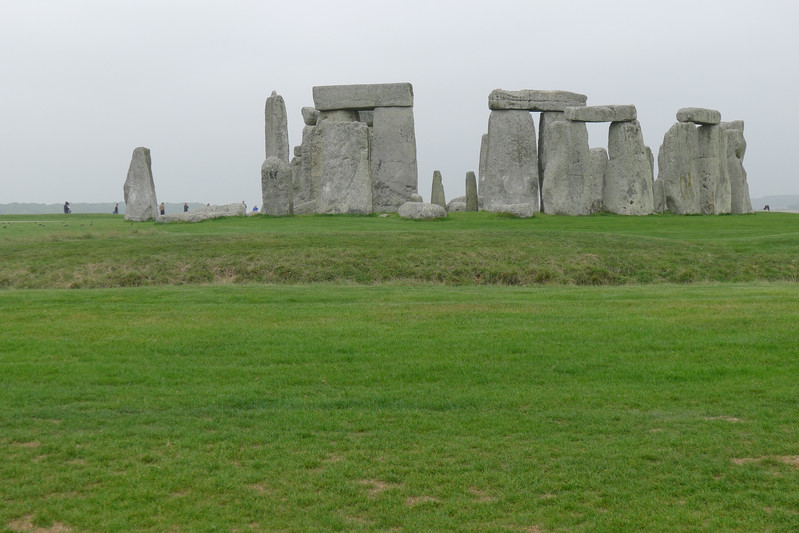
[0,212,798,288]
[2,284,799,531]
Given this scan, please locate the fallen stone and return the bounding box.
[447,200,466,212]
[313,83,413,111]
[310,120,372,214]
[261,156,293,216]
[564,105,637,122]
[123,147,159,222]
[157,203,246,223]
[370,107,418,212]
[431,170,446,208]
[656,122,701,214]
[540,116,593,215]
[492,203,535,218]
[677,107,721,125]
[465,171,478,211]
[483,110,539,211]
[720,121,752,214]
[603,120,654,215]
[398,202,447,219]
[409,193,423,203]
[265,91,289,163]
[489,89,587,111]
[697,124,731,214]
[301,107,319,126]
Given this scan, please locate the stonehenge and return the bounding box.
[123,147,159,222]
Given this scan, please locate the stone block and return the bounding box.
[301,107,319,126]
[431,170,446,208]
[656,122,700,214]
[540,116,593,215]
[313,83,413,111]
[398,202,447,219]
[265,91,289,163]
[603,120,654,215]
[261,156,293,216]
[564,105,637,122]
[310,121,372,214]
[483,110,539,211]
[478,133,488,195]
[720,121,752,214]
[370,107,418,212]
[123,147,158,222]
[488,89,587,111]
[677,107,721,125]
[465,171,478,211]
[588,147,608,213]
[697,124,731,214]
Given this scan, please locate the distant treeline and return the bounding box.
[0,203,208,215]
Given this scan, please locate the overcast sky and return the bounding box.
[2,0,797,206]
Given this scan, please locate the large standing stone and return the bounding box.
[588,147,608,213]
[656,122,701,214]
[290,155,307,206]
[261,156,293,216]
[312,83,413,110]
[300,125,317,201]
[310,121,372,214]
[603,120,654,215]
[123,147,158,222]
[489,89,587,111]
[538,112,565,213]
[371,106,418,212]
[265,91,289,163]
[478,133,488,195]
[677,107,721,126]
[564,105,637,122]
[720,121,753,214]
[483,110,539,210]
[539,116,592,215]
[431,171,446,208]
[697,124,731,214]
[465,171,478,211]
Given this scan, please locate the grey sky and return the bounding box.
[2,0,797,206]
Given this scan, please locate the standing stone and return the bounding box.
[431,170,446,208]
[603,120,654,215]
[697,124,731,214]
[538,112,566,213]
[300,125,317,201]
[653,178,666,213]
[539,116,592,215]
[371,107,418,212]
[310,121,372,214]
[720,121,753,214]
[123,147,158,222]
[588,147,608,213]
[290,155,306,206]
[656,122,700,214]
[265,91,289,163]
[465,171,478,211]
[261,156,293,216]
[478,133,488,195]
[483,110,538,210]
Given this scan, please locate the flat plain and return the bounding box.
[1,212,798,531]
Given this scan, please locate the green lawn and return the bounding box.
[1,212,798,531]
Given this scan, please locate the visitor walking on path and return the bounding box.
[63,202,70,214]
[113,203,119,214]
[184,202,189,212]
[160,202,165,215]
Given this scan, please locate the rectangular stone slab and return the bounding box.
[313,83,413,111]
[677,107,721,125]
[564,105,637,122]
[488,89,587,111]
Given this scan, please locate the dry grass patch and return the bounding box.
[405,495,440,507]
[358,479,400,497]
[7,515,71,533]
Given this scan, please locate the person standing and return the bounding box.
[184,202,189,212]
[113,203,119,214]
[159,202,165,215]
[63,202,70,214]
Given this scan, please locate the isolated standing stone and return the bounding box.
[265,91,289,163]
[603,120,654,215]
[483,110,539,210]
[564,105,637,122]
[540,116,592,215]
[488,89,587,111]
[261,156,293,216]
[123,147,158,222]
[465,171,478,211]
[677,107,721,126]
[697,124,731,214]
[310,121,372,214]
[656,122,701,214]
[431,171,446,208]
[720,121,753,214]
[371,106,418,212]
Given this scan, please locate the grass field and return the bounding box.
[1,212,798,531]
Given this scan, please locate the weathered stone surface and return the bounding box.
[300,125,317,201]
[290,155,307,206]
[483,110,539,211]
[489,89,587,111]
[313,83,413,111]
[261,156,293,216]
[301,107,319,126]
[358,110,374,126]
[478,133,488,195]
[564,105,637,123]
[653,178,666,213]
[409,193,423,203]
[431,171,446,208]
[318,109,359,123]
[447,200,466,212]
[293,145,302,157]
[293,199,317,215]
[588,147,608,213]
[720,121,752,214]
[603,120,654,215]
[123,147,158,222]
[537,112,565,213]
[265,91,289,163]
[370,106,418,212]
[398,201,447,219]
[656,122,700,214]
[492,203,535,218]
[540,116,592,215]
[697,124,731,214]
[465,171,478,211]
[310,121,372,214]
[677,107,721,125]
[157,202,245,223]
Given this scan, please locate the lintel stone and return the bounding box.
[313,83,413,111]
[564,105,637,123]
[677,107,721,125]
[488,89,587,111]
